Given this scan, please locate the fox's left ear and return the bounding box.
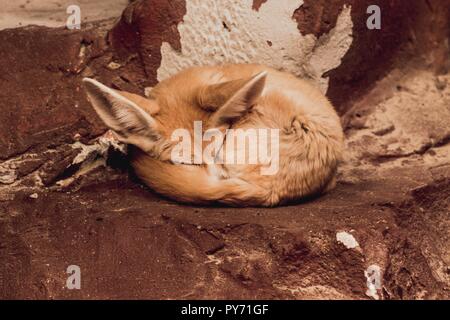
[82,78,160,151]
[198,71,267,127]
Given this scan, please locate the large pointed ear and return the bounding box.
[83,78,160,151]
[198,71,267,127]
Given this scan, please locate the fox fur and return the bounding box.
[83,64,344,206]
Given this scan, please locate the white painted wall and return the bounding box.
[158,0,354,93]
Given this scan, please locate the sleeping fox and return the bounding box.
[83,64,344,206]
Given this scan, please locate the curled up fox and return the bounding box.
[83,64,344,207]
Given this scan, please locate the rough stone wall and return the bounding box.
[0,0,449,300]
[157,0,353,94]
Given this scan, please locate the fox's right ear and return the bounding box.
[82,78,160,151]
[198,71,267,128]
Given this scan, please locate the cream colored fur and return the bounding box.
[83,64,344,206]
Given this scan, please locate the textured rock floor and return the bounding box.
[1,161,449,299]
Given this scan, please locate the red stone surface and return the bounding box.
[0,0,449,300]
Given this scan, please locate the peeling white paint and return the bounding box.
[0,131,126,195]
[0,157,44,201]
[56,157,105,188]
[0,166,17,185]
[336,231,359,249]
[71,142,101,165]
[365,264,382,300]
[0,154,32,185]
[58,131,127,187]
[158,0,353,93]
[306,5,354,91]
[71,131,126,165]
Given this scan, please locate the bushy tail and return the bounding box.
[131,151,269,206]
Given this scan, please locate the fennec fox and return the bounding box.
[83,64,344,206]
